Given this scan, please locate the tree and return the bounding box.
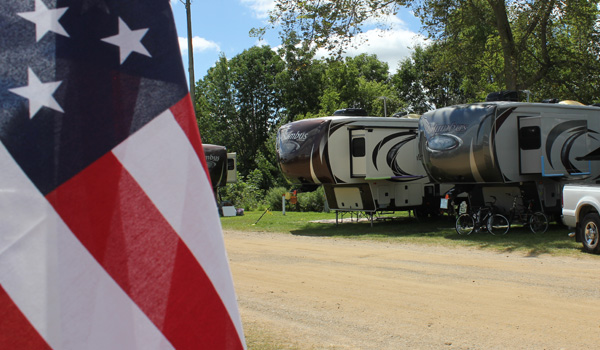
[196,54,236,146]
[196,46,286,176]
[267,0,405,56]
[276,33,326,123]
[318,54,402,116]
[414,0,600,100]
[392,44,473,113]
[267,0,600,101]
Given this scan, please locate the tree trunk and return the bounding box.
[487,0,518,90]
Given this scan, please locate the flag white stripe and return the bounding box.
[113,109,245,344]
[0,143,174,350]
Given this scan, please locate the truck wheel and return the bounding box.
[581,213,600,254]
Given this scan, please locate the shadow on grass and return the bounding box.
[290,215,582,255]
[290,215,454,237]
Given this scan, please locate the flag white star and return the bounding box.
[17,0,69,42]
[9,68,64,119]
[101,17,151,64]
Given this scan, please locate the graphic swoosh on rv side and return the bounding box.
[546,121,586,168]
[386,138,417,176]
[372,131,416,171]
[561,129,588,175]
[494,107,516,132]
[470,140,484,182]
[309,144,320,183]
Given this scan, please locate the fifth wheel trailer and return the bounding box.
[203,144,237,191]
[418,101,600,215]
[276,115,450,216]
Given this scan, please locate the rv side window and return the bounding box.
[352,137,366,157]
[519,126,541,150]
[227,158,235,170]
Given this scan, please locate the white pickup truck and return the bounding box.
[562,184,600,253]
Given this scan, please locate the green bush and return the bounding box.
[265,186,289,211]
[297,186,325,212]
[221,175,327,212]
[219,171,264,211]
[264,186,326,212]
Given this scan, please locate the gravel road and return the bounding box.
[224,229,600,350]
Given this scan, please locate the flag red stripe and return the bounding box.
[0,285,52,350]
[46,152,243,350]
[170,95,212,181]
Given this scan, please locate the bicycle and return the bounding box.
[455,197,510,235]
[506,194,548,234]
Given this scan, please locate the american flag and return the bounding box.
[0,0,245,349]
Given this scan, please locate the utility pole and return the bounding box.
[184,0,195,109]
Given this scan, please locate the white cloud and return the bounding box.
[364,13,406,28]
[240,0,275,19]
[178,36,220,53]
[255,38,270,47]
[316,28,428,73]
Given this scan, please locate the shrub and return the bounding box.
[297,186,325,212]
[265,186,289,211]
[219,171,264,211]
[264,186,326,212]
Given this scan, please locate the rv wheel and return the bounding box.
[581,213,600,254]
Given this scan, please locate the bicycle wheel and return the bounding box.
[529,212,548,234]
[455,214,474,235]
[487,214,509,235]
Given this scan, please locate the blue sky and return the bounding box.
[170,0,426,81]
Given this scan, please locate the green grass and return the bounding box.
[221,210,589,257]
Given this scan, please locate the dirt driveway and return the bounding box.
[224,229,600,350]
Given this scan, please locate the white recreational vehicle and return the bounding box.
[276,115,449,216]
[418,100,600,215]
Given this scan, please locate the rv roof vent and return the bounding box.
[542,98,559,104]
[333,108,368,116]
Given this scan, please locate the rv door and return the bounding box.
[519,116,542,174]
[350,129,367,178]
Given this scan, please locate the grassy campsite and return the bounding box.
[221,210,581,257]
